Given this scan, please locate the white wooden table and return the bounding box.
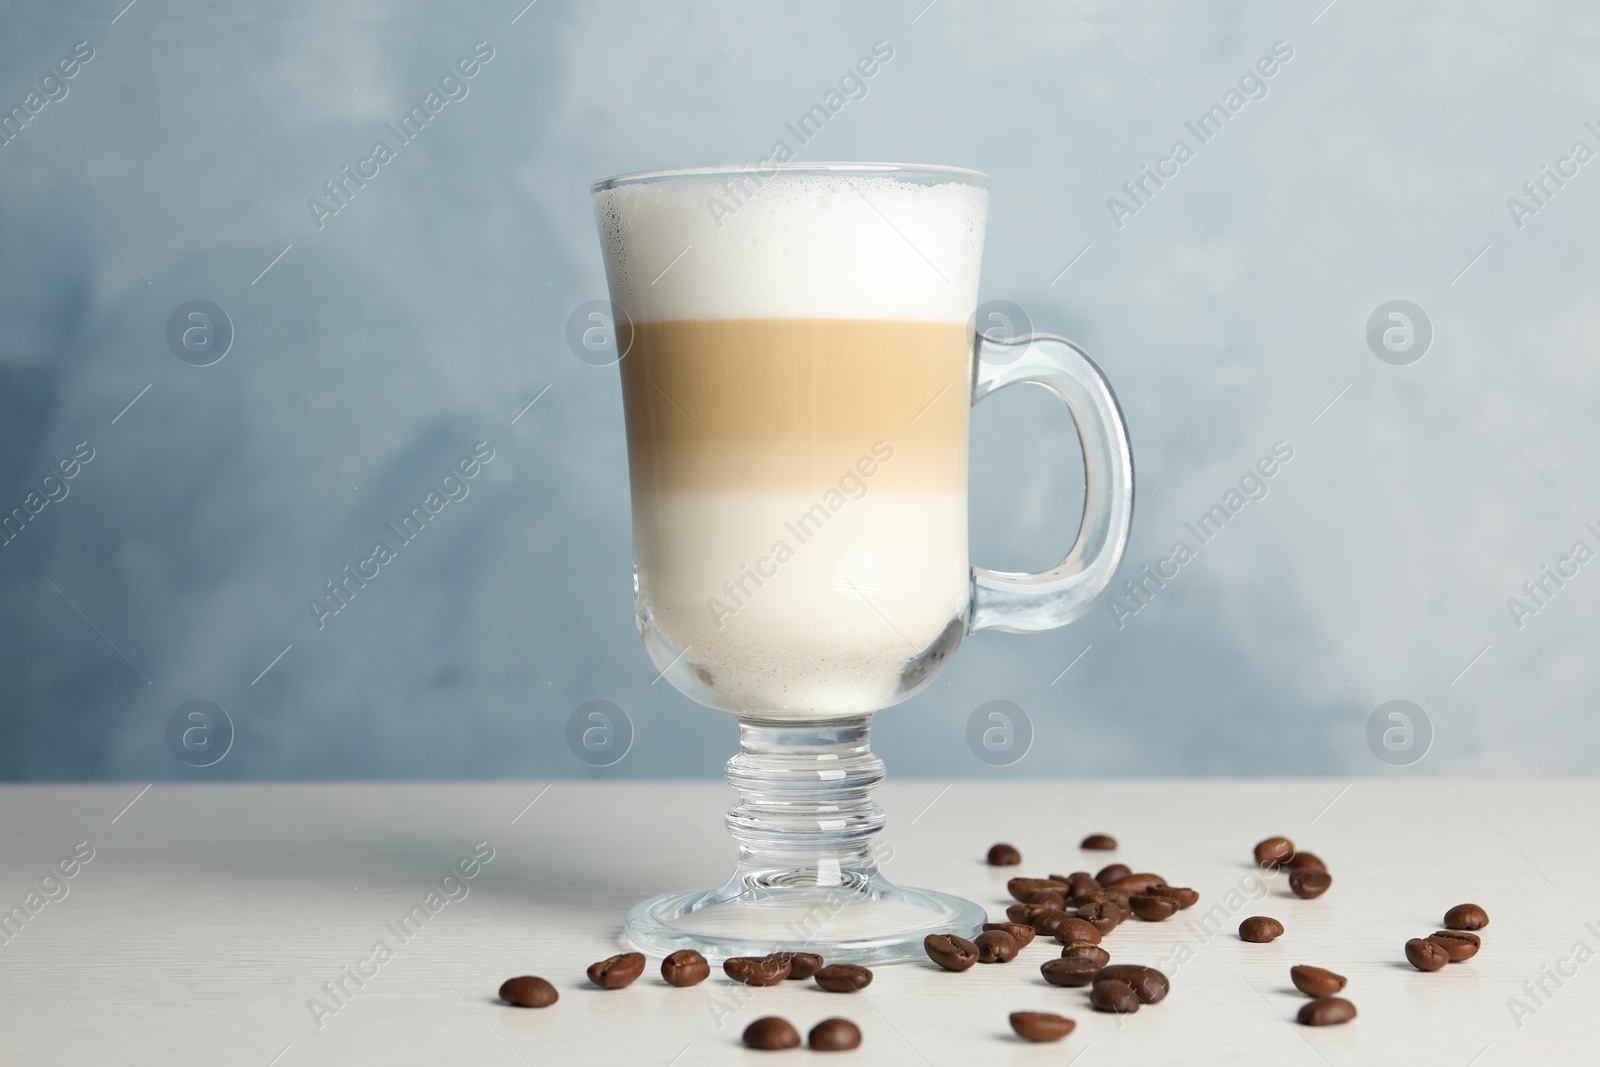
[0,780,1592,1065]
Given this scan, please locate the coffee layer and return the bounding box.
[619,318,971,495]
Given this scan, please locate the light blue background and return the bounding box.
[1,0,1595,779]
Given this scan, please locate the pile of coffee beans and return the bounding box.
[494,832,1491,1049]
[1406,904,1488,971]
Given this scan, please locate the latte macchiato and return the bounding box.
[595,172,987,714]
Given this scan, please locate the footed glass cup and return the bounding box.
[591,163,1134,963]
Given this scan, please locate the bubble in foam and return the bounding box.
[593,168,988,325]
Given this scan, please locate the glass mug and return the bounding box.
[590,163,1134,963]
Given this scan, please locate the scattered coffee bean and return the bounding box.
[1109,872,1167,893]
[1297,997,1357,1026]
[815,964,873,992]
[660,949,710,987]
[1060,941,1110,967]
[1290,965,1347,997]
[1095,964,1169,1004]
[769,951,824,980]
[1149,885,1200,909]
[724,955,790,986]
[1089,978,1141,1014]
[1444,903,1489,931]
[1254,836,1295,870]
[976,929,1020,963]
[1052,918,1103,946]
[1075,903,1123,935]
[1240,916,1285,943]
[1008,877,1067,903]
[1426,930,1481,962]
[1131,894,1179,921]
[586,951,646,989]
[808,1017,862,1052]
[1010,1011,1076,1042]
[1284,851,1326,874]
[1006,902,1048,926]
[1041,957,1099,987]
[1288,869,1332,900]
[987,842,1022,866]
[925,933,979,972]
[1031,909,1076,938]
[743,1016,801,1050]
[1095,863,1132,885]
[984,922,1036,949]
[499,975,557,1007]
[1405,937,1450,972]
[1099,886,1136,907]
[1065,872,1101,900]
[1081,833,1118,851]
[1028,889,1067,909]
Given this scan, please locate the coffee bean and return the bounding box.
[1027,889,1067,909]
[1239,916,1285,943]
[1006,903,1048,926]
[1007,876,1067,903]
[743,1016,801,1050]
[1149,885,1200,909]
[1089,978,1141,1014]
[1426,930,1481,962]
[1065,872,1101,900]
[987,842,1022,866]
[1041,957,1099,987]
[1052,918,1103,946]
[1405,937,1450,971]
[1010,1011,1076,1042]
[808,1017,862,1051]
[1444,903,1489,931]
[975,929,1020,963]
[1095,863,1132,885]
[769,951,824,980]
[1290,965,1347,997]
[1254,836,1295,869]
[1081,833,1118,851]
[925,933,979,971]
[1031,909,1075,937]
[1131,894,1179,921]
[499,975,557,1007]
[586,951,645,989]
[1109,872,1167,893]
[1094,964,1169,1004]
[724,955,790,986]
[1060,941,1110,967]
[1288,869,1332,900]
[660,949,710,987]
[1297,997,1357,1026]
[1099,886,1136,906]
[1284,851,1326,874]
[1075,903,1122,935]
[984,922,1036,949]
[815,964,873,992]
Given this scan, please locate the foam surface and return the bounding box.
[594,170,988,323]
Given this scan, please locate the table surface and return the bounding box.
[0,779,1594,1065]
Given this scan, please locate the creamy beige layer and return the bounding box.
[619,318,971,495]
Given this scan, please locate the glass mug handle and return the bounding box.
[967,333,1135,634]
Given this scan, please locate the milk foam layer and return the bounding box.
[594,170,988,323]
[635,491,968,715]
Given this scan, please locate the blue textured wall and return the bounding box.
[1,1,1594,779]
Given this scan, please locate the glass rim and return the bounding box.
[591,161,989,194]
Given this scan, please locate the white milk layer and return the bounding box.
[634,490,968,715]
[594,169,988,324]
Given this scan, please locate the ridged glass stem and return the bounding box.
[723,715,885,888]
